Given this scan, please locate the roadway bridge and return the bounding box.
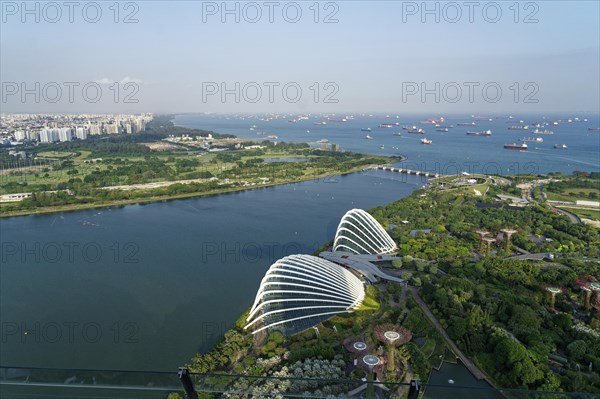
[373,165,441,178]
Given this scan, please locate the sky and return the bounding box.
[1,0,599,114]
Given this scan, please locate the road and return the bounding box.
[408,287,496,387]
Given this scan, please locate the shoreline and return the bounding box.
[0,162,405,219]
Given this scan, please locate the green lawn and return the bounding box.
[36,151,75,158]
[560,207,600,221]
[421,338,437,358]
[545,187,599,203]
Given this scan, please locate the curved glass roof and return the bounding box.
[333,209,397,254]
[244,255,365,335]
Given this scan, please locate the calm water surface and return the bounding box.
[175,113,600,175]
[1,170,423,371]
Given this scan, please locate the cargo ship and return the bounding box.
[588,127,600,132]
[421,117,444,124]
[533,129,553,135]
[504,143,528,150]
[436,128,449,132]
[457,122,476,126]
[466,130,492,136]
[361,128,372,132]
[421,138,433,145]
[509,125,529,130]
[393,132,402,136]
[405,127,425,134]
[365,135,373,140]
[379,123,399,128]
[554,144,568,149]
[520,137,543,142]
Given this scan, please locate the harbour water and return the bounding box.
[175,113,600,175]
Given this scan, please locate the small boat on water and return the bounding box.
[317,139,329,144]
[466,130,492,136]
[365,135,373,140]
[266,135,278,140]
[554,144,568,149]
[379,145,385,149]
[421,138,432,145]
[504,143,528,150]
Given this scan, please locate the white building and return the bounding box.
[39,128,58,143]
[104,124,119,134]
[14,130,26,141]
[89,124,101,135]
[58,128,72,142]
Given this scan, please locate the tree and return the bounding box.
[567,340,588,363]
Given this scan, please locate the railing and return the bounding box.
[0,366,598,399]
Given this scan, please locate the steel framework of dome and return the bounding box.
[333,209,397,254]
[244,255,365,335]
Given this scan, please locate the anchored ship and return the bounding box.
[504,143,528,150]
[404,126,425,134]
[521,137,543,142]
[466,130,492,136]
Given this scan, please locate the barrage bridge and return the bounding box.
[372,165,441,178]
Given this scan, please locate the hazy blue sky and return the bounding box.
[1,1,599,114]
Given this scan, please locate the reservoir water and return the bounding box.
[1,170,424,371]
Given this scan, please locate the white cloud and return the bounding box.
[94,78,113,85]
[120,77,144,85]
[93,77,144,85]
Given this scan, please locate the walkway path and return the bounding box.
[408,287,495,387]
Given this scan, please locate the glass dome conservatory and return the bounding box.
[333,209,397,254]
[244,255,365,335]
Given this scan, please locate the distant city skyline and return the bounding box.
[1,1,598,114]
